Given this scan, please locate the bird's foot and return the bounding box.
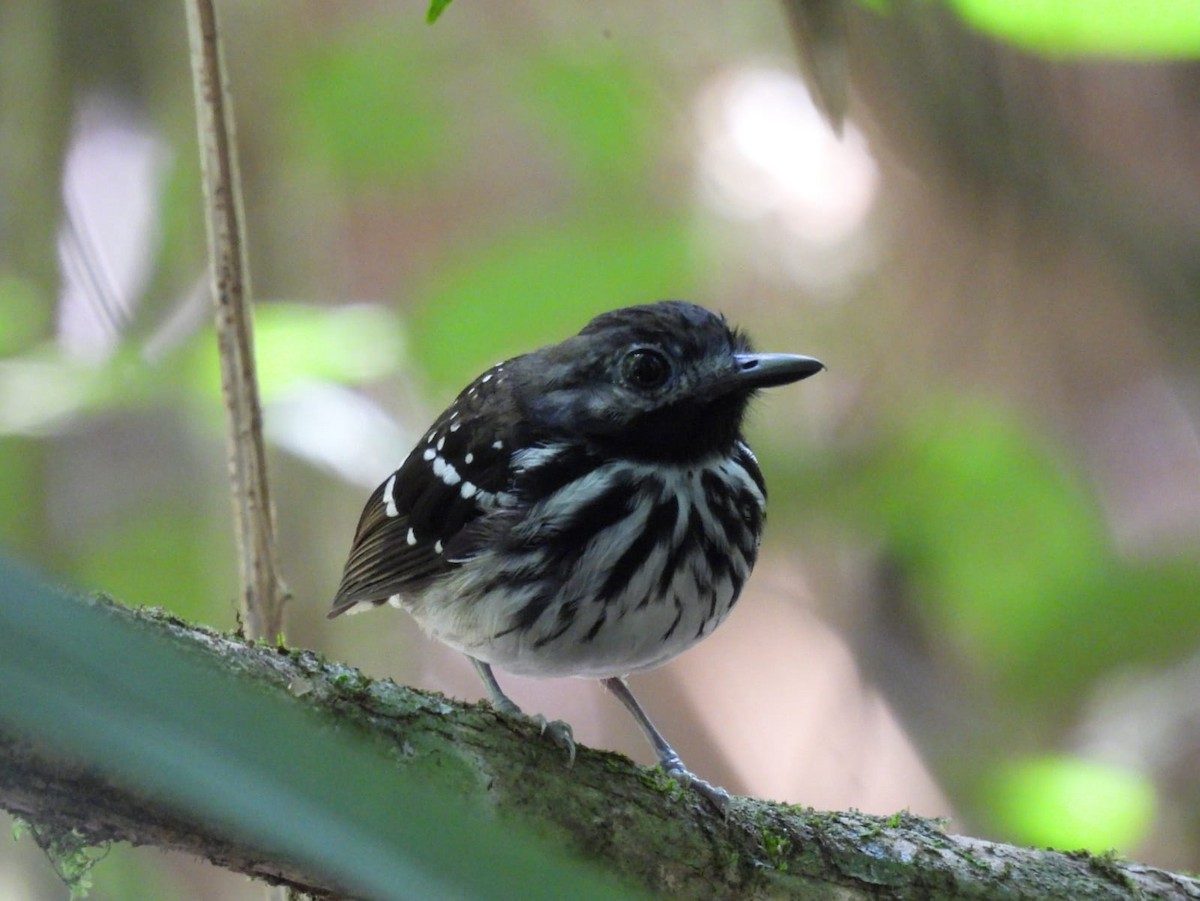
[659,752,730,814]
[487,697,576,765]
[531,714,576,766]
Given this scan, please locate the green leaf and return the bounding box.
[0,559,630,900]
[426,0,454,24]
[946,0,1200,58]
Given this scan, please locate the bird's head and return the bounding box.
[510,301,823,463]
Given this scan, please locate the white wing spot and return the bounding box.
[434,540,444,555]
[464,452,474,464]
[405,527,417,546]
[461,481,478,500]
[481,373,493,384]
[382,474,399,517]
[436,436,446,452]
[449,423,460,433]
[422,447,436,462]
[492,440,503,450]
[433,455,461,486]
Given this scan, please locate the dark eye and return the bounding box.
[621,347,671,390]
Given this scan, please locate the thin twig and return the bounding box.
[184,0,287,640]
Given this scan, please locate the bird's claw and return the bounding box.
[532,714,576,766]
[661,753,730,814]
[488,698,576,766]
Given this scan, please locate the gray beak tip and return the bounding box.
[735,353,825,389]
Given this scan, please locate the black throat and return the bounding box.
[589,393,751,465]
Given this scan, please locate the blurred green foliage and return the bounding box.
[0,275,49,355]
[188,302,409,403]
[76,512,226,625]
[988,756,1157,851]
[0,439,39,551]
[848,399,1200,705]
[288,26,456,190]
[517,51,664,188]
[411,215,700,392]
[948,0,1200,57]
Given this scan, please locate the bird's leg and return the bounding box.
[470,657,575,765]
[602,676,730,813]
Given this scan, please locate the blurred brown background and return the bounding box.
[3,1,1200,897]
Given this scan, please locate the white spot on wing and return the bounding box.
[382,474,399,517]
[406,527,417,546]
[437,436,445,452]
[464,452,474,464]
[433,455,462,486]
[492,440,503,450]
[423,447,436,462]
[461,481,477,500]
[481,373,493,383]
[434,540,444,554]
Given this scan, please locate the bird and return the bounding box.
[329,300,823,810]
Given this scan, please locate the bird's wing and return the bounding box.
[328,392,520,617]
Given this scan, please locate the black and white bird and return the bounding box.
[330,301,823,809]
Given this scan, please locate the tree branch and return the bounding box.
[2,599,1196,900]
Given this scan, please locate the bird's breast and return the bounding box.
[407,443,768,679]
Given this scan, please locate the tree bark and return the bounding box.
[1,600,1196,900]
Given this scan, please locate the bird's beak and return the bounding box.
[730,353,825,390]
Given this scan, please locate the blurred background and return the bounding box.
[3,0,1200,897]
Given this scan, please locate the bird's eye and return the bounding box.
[621,347,671,390]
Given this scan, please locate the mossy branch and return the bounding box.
[1,598,1197,900]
